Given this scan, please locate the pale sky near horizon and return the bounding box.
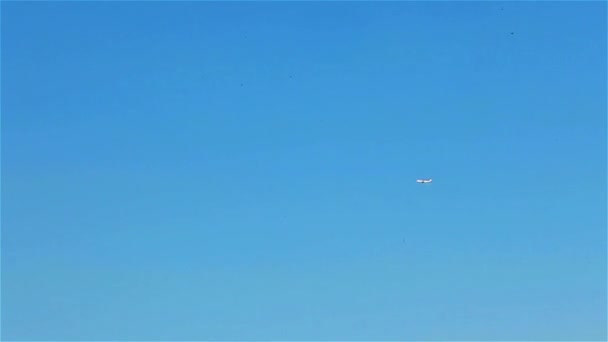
[2,1,606,340]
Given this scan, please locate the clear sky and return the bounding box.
[2,1,606,340]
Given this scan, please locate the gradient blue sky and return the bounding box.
[2,1,606,340]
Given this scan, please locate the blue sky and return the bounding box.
[2,1,606,340]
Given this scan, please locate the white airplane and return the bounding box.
[416,178,433,184]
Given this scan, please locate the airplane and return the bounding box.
[416,178,433,184]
